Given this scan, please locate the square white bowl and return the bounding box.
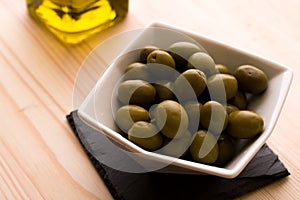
[78,21,293,178]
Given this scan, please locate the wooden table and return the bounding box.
[1,0,299,199]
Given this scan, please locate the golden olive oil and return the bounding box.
[27,0,128,43]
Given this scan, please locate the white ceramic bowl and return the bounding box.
[78,22,293,178]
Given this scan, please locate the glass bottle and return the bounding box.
[27,0,128,44]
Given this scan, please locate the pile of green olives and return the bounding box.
[114,41,268,166]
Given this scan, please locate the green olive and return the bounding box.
[227,110,264,139]
[174,69,207,99]
[128,121,163,151]
[123,62,149,81]
[117,80,156,107]
[187,52,216,77]
[190,130,219,164]
[140,45,159,63]
[215,64,230,74]
[200,101,228,133]
[151,100,189,139]
[153,80,175,102]
[115,105,150,132]
[215,134,235,165]
[228,90,248,109]
[234,65,268,94]
[184,101,202,131]
[207,73,238,101]
[225,104,239,115]
[167,41,206,72]
[147,49,176,68]
[115,44,269,165]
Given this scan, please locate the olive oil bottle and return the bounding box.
[27,0,128,43]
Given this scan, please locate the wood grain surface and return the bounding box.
[1,0,300,199]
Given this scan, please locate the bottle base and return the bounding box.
[28,0,128,44]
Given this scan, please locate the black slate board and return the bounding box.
[67,111,289,200]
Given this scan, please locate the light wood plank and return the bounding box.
[0,53,113,200]
[1,0,300,199]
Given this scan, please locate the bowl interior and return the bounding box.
[78,22,293,178]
